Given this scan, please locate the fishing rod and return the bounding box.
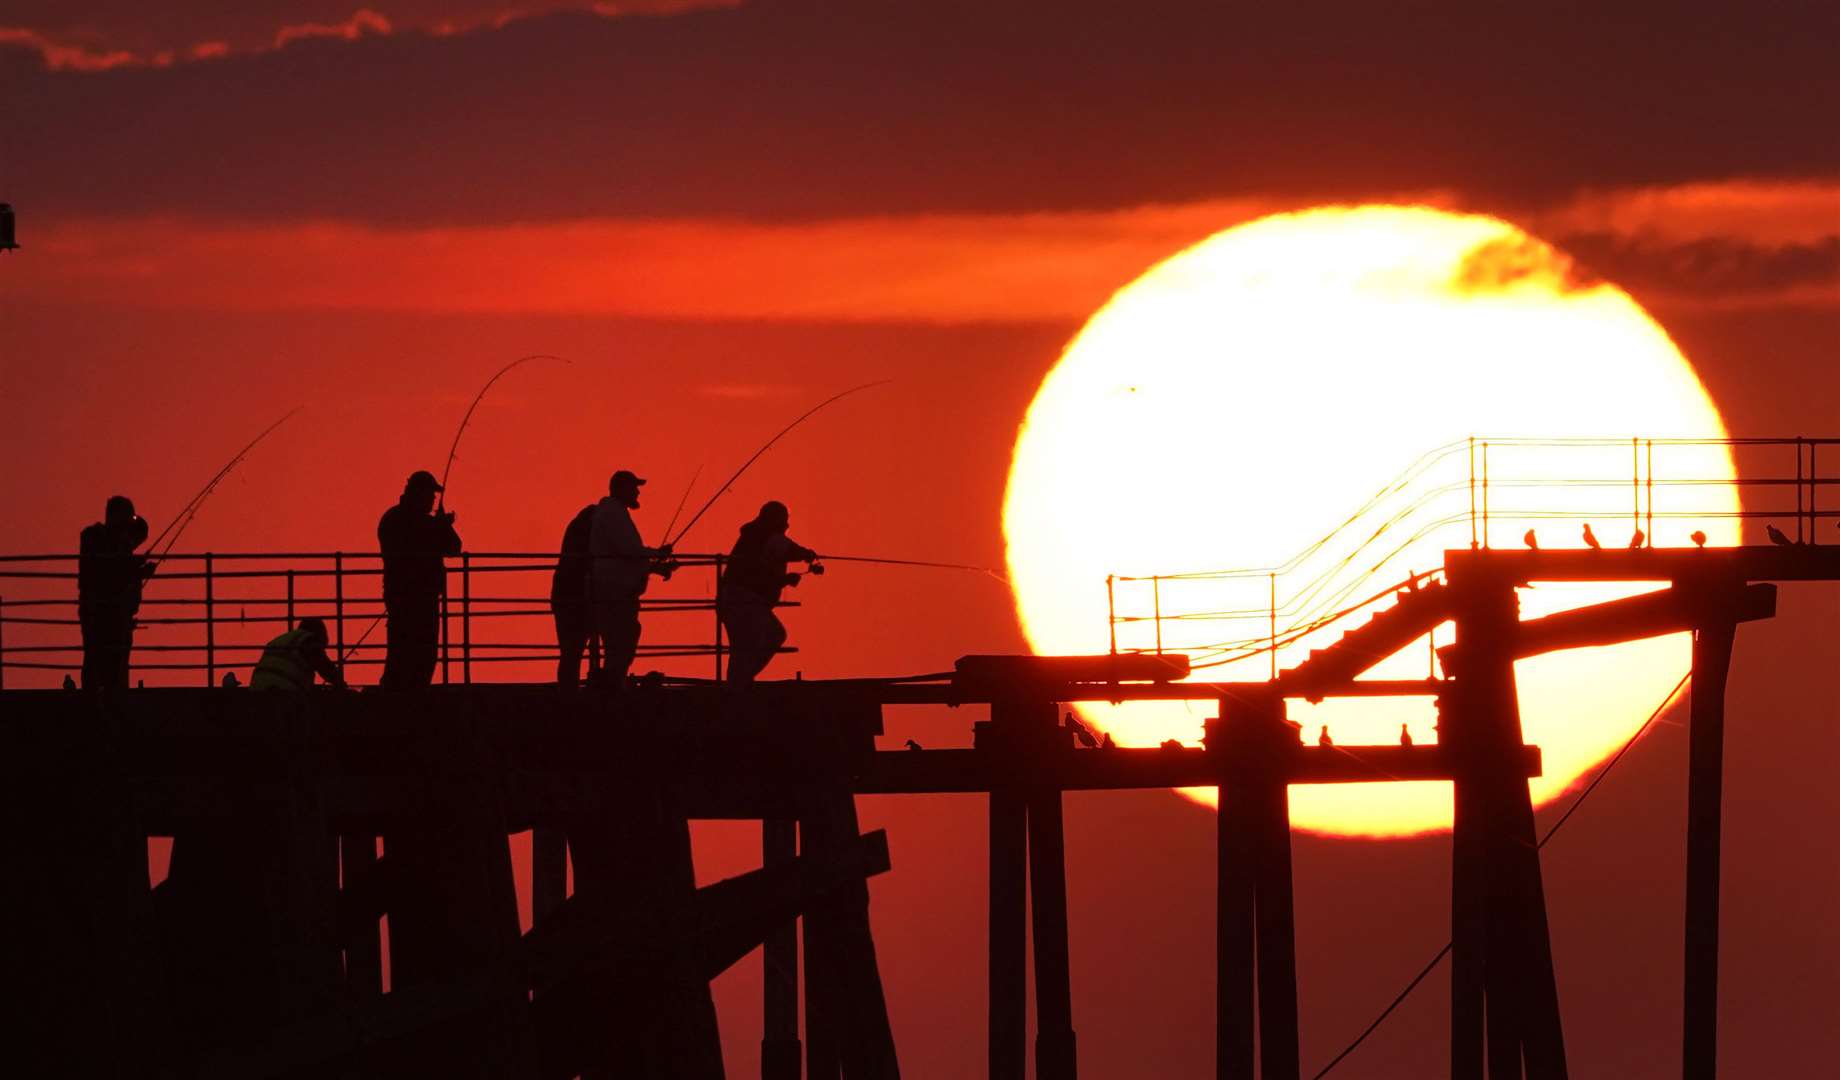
[340,613,383,665]
[662,464,703,543]
[146,408,302,563]
[669,380,891,547]
[817,554,1009,582]
[438,354,567,511]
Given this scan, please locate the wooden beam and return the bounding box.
[1444,544,1840,584]
[1498,583,1774,660]
[1684,617,1737,1080]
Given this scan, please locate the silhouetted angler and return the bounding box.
[377,470,461,688]
[78,495,152,689]
[588,470,673,687]
[251,616,347,690]
[718,500,819,684]
[550,502,598,686]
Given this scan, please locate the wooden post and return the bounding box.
[341,832,383,997]
[1217,776,1257,1080]
[763,817,803,1080]
[1252,778,1299,1080]
[532,826,567,924]
[1029,785,1077,1080]
[1684,613,1737,1080]
[988,784,1028,1080]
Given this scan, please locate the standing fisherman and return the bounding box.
[718,501,821,684]
[377,470,461,688]
[550,501,599,687]
[77,495,153,689]
[588,470,673,687]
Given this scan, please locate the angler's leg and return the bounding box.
[553,601,588,687]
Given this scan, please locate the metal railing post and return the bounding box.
[1468,435,1478,550]
[1106,575,1117,656]
[714,555,725,682]
[1269,572,1278,680]
[1811,442,1820,545]
[461,552,472,684]
[0,594,7,692]
[440,577,450,686]
[334,552,346,678]
[286,569,296,630]
[1152,576,1163,655]
[1481,441,1490,548]
[204,553,216,687]
[1796,438,1805,543]
[1632,437,1641,537]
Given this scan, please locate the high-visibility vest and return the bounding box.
[250,628,320,690]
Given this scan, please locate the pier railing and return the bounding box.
[0,550,782,690]
[1109,435,1839,674]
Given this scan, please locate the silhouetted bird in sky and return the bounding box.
[1629,529,1645,549]
[1582,524,1601,549]
[1523,529,1539,550]
[1691,530,1708,549]
[1766,524,1796,546]
[1318,726,1333,747]
[1400,723,1414,747]
[904,738,923,751]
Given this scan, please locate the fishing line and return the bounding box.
[439,354,568,511]
[663,464,704,544]
[669,380,891,548]
[146,408,302,562]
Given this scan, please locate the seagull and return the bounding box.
[1318,726,1334,747]
[1523,528,1539,550]
[1766,524,1796,546]
[221,672,240,689]
[61,674,76,690]
[1628,529,1646,549]
[1400,724,1414,747]
[1691,530,1708,549]
[1159,738,1185,751]
[1582,524,1601,549]
[1099,732,1117,750]
[904,738,923,751]
[1064,711,1100,748]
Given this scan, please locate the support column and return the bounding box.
[1684,615,1736,1080]
[1029,787,1077,1080]
[988,785,1028,1080]
[532,826,568,923]
[763,818,803,1080]
[1251,780,1299,1080]
[1217,779,1256,1080]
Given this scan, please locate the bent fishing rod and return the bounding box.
[145,408,302,564]
[439,353,568,512]
[669,379,891,548]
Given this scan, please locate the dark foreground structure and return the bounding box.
[3,541,1837,1078]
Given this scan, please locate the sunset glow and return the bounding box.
[1004,205,1740,837]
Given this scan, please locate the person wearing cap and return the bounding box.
[377,470,462,688]
[77,494,153,689]
[718,500,821,684]
[250,616,348,690]
[588,469,673,686]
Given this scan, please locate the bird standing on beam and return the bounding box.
[1766,524,1796,546]
[1628,529,1646,548]
[1523,528,1539,550]
[1582,524,1601,549]
[1691,530,1708,549]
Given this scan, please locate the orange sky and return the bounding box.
[4,3,1840,1074]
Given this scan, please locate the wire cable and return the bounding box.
[1308,671,1691,1078]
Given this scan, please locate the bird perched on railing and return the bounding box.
[905,739,923,751]
[1318,726,1334,747]
[1523,529,1539,550]
[1400,723,1414,747]
[1063,710,1100,749]
[1691,530,1708,549]
[1766,524,1796,546]
[1582,524,1601,549]
[1628,529,1646,549]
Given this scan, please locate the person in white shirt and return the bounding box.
[588,469,672,686]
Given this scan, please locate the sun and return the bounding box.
[1002,205,1739,838]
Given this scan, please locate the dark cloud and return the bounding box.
[1560,231,1840,299]
[1453,235,1604,295]
[5,1,1839,225]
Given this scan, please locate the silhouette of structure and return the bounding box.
[3,435,1838,1078]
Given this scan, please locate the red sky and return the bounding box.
[4,2,1840,1075]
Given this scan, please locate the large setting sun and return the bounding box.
[1004,204,1740,837]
